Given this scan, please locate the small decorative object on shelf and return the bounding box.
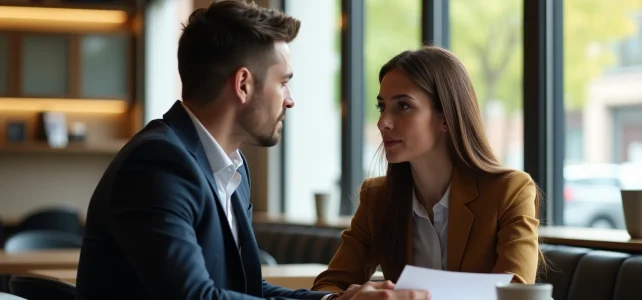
[69,122,87,143]
[36,111,68,149]
[6,121,27,144]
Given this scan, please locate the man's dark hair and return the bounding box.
[178,0,300,104]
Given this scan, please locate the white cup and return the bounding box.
[496,283,553,300]
[621,189,642,238]
[314,192,330,223]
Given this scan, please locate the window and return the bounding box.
[450,0,524,170]
[283,0,342,219]
[363,0,422,178]
[562,0,642,229]
[279,0,642,224]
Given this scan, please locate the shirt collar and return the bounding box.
[181,102,243,174]
[412,185,450,218]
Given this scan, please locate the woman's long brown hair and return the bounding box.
[372,45,547,281]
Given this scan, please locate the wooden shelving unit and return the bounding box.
[0,0,147,150]
[0,140,126,155]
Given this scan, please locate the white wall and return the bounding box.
[0,153,112,220]
[284,1,342,219]
[144,0,192,123]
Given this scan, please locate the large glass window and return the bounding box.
[450,0,524,170]
[562,0,642,229]
[283,0,342,219]
[363,0,422,178]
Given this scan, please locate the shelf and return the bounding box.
[0,98,129,114]
[539,226,642,253]
[0,1,141,34]
[0,0,141,10]
[0,140,125,155]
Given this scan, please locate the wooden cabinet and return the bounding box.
[0,32,132,101]
[22,34,70,97]
[0,1,146,154]
[80,34,130,99]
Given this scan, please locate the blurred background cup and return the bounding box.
[621,189,642,238]
[314,192,330,224]
[496,283,553,300]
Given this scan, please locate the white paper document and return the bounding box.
[394,265,513,300]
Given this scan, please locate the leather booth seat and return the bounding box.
[253,223,642,300]
[253,223,343,265]
[539,244,642,300]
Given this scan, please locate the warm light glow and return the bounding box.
[0,6,128,31]
[0,6,127,23]
[0,98,128,114]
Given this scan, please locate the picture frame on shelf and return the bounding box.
[6,121,27,144]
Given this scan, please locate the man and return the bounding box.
[75,1,430,299]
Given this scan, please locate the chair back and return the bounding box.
[4,230,82,253]
[17,207,83,236]
[9,276,75,300]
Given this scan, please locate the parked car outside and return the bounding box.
[563,164,626,229]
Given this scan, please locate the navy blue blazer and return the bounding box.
[76,101,329,300]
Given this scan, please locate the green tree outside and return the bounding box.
[359,0,642,122]
[363,0,422,122]
[450,0,642,113]
[358,0,642,165]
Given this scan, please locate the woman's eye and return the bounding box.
[398,102,409,110]
[375,103,384,112]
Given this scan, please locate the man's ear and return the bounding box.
[232,67,254,104]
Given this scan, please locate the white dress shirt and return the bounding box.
[412,185,450,270]
[182,102,243,247]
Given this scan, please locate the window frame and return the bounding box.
[280,0,567,222]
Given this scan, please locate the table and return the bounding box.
[253,212,352,230]
[27,264,385,289]
[0,250,80,275]
[538,226,642,252]
[26,269,77,284]
[253,215,642,254]
[262,264,384,290]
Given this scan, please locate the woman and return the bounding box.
[312,46,543,293]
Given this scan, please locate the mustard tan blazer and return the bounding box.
[311,167,540,292]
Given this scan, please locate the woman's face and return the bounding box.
[376,68,447,164]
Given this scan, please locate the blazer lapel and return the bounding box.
[231,184,263,297]
[192,148,251,293]
[163,101,246,287]
[446,167,479,271]
[162,101,219,194]
[163,102,234,235]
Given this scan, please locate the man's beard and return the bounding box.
[239,93,284,147]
